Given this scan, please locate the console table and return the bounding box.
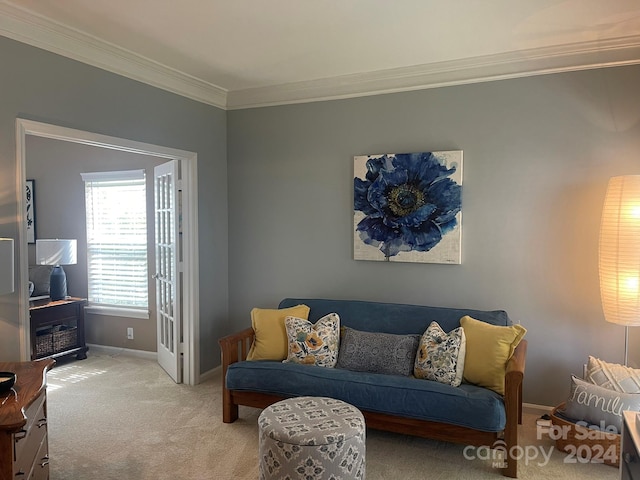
[0,359,55,480]
[29,297,88,361]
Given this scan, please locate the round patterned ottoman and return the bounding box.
[258,396,366,480]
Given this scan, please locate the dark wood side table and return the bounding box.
[622,410,640,480]
[0,359,55,480]
[29,297,89,361]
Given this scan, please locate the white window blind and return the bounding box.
[81,170,148,311]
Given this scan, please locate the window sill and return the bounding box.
[85,305,149,320]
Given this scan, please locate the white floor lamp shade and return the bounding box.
[0,238,14,295]
[599,175,640,365]
[36,239,77,301]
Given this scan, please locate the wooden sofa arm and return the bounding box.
[218,327,255,423]
[502,339,527,478]
[505,339,527,419]
[506,339,527,378]
[505,339,527,422]
[219,327,255,372]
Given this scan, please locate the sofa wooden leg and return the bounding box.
[503,457,517,478]
[502,426,518,477]
[518,383,523,425]
[223,393,238,423]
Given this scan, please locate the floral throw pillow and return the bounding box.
[284,313,340,368]
[414,321,466,387]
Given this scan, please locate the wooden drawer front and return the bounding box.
[14,392,45,460]
[13,394,47,476]
[29,303,78,323]
[22,392,45,435]
[27,434,49,480]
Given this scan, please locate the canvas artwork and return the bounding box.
[353,151,462,264]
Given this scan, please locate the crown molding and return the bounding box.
[227,35,640,109]
[2,1,640,111]
[0,2,228,109]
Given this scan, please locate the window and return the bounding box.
[81,169,148,318]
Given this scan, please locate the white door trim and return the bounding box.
[15,118,200,385]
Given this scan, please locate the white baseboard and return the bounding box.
[86,343,157,361]
[86,344,220,384]
[199,365,221,383]
[523,402,553,416]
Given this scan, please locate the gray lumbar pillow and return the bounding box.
[561,375,640,433]
[336,327,420,376]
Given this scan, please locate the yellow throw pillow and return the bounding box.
[246,304,310,361]
[460,315,526,395]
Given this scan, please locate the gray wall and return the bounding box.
[27,136,164,352]
[0,36,228,373]
[228,65,640,406]
[3,33,640,405]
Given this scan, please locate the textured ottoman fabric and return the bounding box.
[258,396,366,480]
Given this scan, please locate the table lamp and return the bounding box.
[599,175,640,366]
[0,238,14,295]
[36,239,77,301]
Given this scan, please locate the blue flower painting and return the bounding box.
[353,151,462,264]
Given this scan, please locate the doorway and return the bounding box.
[15,119,200,385]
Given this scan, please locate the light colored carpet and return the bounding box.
[46,353,618,479]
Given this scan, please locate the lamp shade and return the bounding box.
[36,239,77,266]
[599,175,640,327]
[0,238,14,295]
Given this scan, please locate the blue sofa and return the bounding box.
[219,298,527,478]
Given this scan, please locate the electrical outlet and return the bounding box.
[127,327,134,340]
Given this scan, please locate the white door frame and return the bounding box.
[15,118,200,385]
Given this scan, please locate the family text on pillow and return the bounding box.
[561,375,640,433]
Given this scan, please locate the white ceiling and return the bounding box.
[1,0,640,109]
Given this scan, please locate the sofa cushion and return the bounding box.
[284,313,340,367]
[585,356,640,393]
[246,304,310,361]
[336,327,420,376]
[278,298,511,336]
[414,321,466,387]
[226,360,507,432]
[460,315,526,395]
